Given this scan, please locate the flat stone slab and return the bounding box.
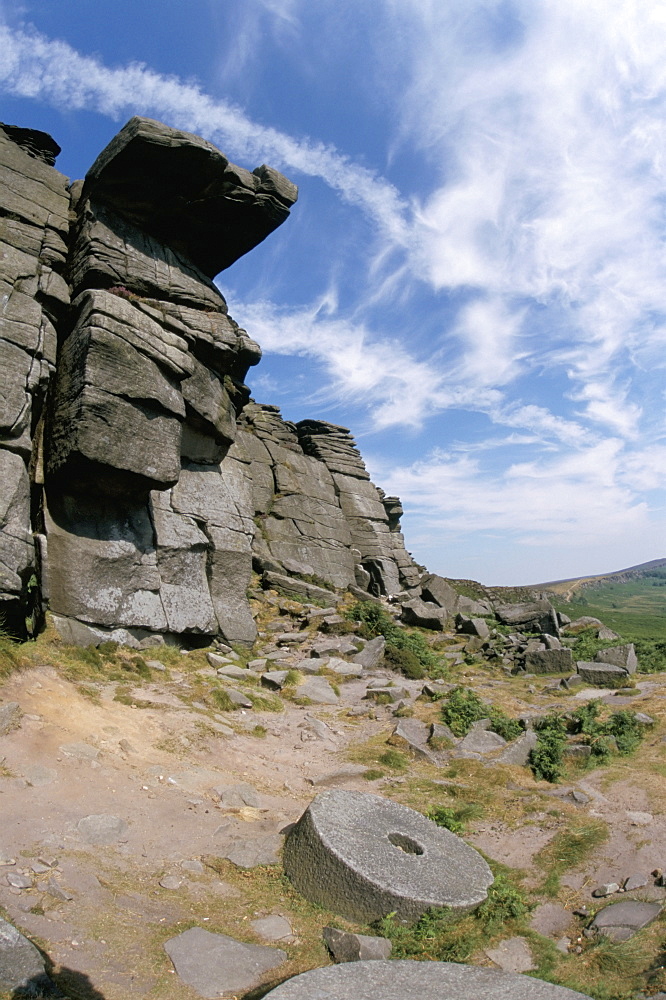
[576,662,629,686]
[297,677,339,704]
[262,959,593,998]
[164,927,286,998]
[283,790,494,923]
[591,900,662,941]
[251,914,293,942]
[220,833,282,868]
[454,728,506,756]
[0,702,22,736]
[530,902,573,937]
[59,741,100,760]
[212,782,260,809]
[77,813,128,845]
[485,935,536,972]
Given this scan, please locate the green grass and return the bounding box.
[534,819,608,895]
[552,574,666,640]
[374,872,529,962]
[528,704,649,782]
[427,803,484,833]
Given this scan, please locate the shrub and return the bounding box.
[606,709,643,754]
[347,601,439,673]
[633,639,666,672]
[440,687,487,736]
[488,707,523,741]
[439,687,521,741]
[570,700,601,735]
[529,714,568,782]
[475,873,529,932]
[383,643,425,679]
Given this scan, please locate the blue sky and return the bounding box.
[2,0,666,585]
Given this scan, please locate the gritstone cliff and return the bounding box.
[0,117,423,646]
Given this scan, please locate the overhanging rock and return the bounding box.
[283,789,493,923]
[0,116,422,645]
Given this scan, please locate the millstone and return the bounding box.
[262,960,593,999]
[282,790,494,923]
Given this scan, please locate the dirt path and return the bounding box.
[2,641,666,999]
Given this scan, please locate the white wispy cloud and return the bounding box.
[3,5,665,455]
[382,0,666,431]
[236,297,446,428]
[0,21,411,248]
[375,437,653,548]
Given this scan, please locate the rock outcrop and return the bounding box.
[0,117,420,645]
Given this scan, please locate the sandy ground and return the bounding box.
[1,658,666,999]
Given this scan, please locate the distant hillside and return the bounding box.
[443,560,666,642]
[529,559,666,641]
[529,558,666,598]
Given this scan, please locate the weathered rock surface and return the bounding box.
[0,702,22,736]
[485,935,536,972]
[594,643,637,673]
[590,900,662,942]
[0,916,58,997]
[322,926,392,962]
[524,649,573,674]
[163,926,286,998]
[283,789,493,922]
[0,117,421,645]
[576,662,629,686]
[262,959,593,999]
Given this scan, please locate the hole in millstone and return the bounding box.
[388,832,424,855]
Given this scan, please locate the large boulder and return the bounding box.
[594,644,637,674]
[283,790,493,923]
[524,649,573,674]
[419,573,458,614]
[576,662,630,686]
[402,598,448,630]
[496,600,558,635]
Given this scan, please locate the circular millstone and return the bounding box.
[282,789,494,923]
[262,960,593,999]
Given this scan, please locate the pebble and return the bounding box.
[181,860,204,874]
[159,876,182,890]
[46,878,74,901]
[6,872,33,889]
[623,874,649,891]
[592,882,620,897]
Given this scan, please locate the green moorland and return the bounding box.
[550,568,666,642]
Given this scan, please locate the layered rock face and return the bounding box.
[0,124,70,635]
[0,117,420,645]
